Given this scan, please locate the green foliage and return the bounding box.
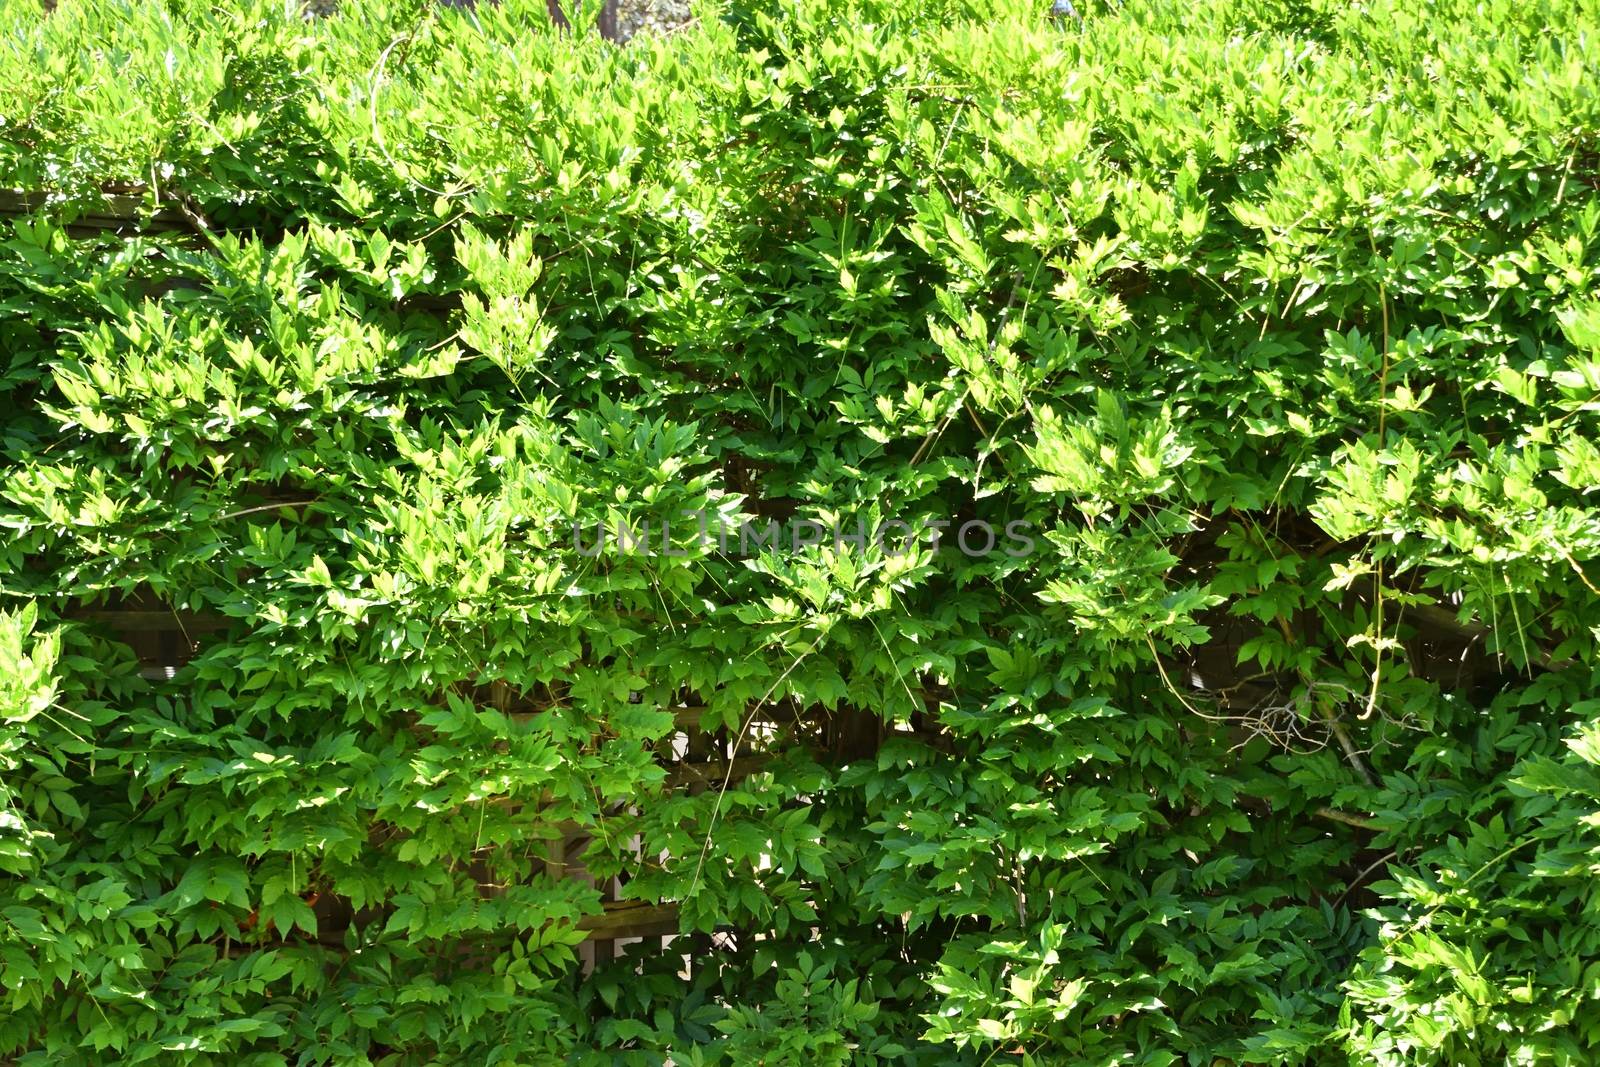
[1,0,1599,1062]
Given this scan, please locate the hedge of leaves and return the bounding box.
[3,0,1600,1062]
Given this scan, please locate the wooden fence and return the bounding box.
[64,593,871,968]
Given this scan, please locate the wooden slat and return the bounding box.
[579,900,680,941]
[0,188,187,233]
[663,755,770,790]
[509,704,710,729]
[74,610,232,632]
[489,754,776,818]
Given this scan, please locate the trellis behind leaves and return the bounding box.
[67,596,858,964]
